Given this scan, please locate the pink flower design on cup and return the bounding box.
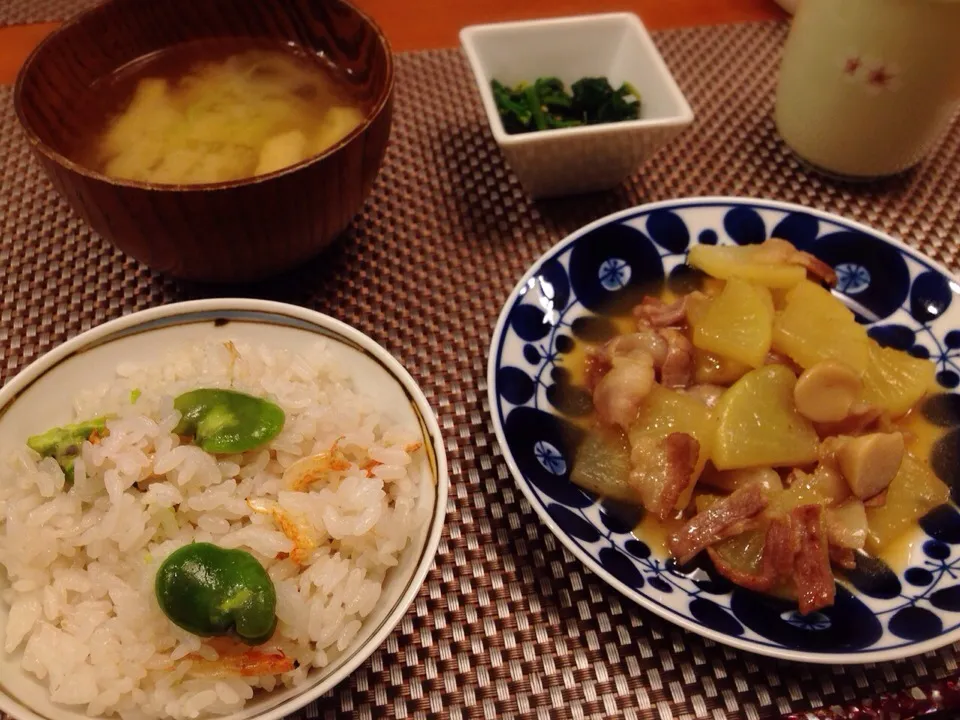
[838,52,901,93]
[839,51,865,84]
[843,55,863,77]
[863,60,901,94]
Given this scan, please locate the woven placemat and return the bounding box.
[2,20,960,720]
[0,0,98,26]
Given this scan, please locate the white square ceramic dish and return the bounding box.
[460,13,694,198]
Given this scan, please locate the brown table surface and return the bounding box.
[0,0,785,85]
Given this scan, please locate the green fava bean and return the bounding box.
[27,416,109,482]
[155,543,277,645]
[173,388,284,453]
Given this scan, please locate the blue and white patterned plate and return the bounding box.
[487,197,960,664]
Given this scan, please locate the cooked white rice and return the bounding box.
[0,340,429,718]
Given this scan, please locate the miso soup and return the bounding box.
[76,40,367,185]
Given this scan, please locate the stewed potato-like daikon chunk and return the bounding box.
[772,281,870,373]
[692,278,774,368]
[772,465,849,512]
[569,426,635,504]
[862,341,937,417]
[628,386,717,515]
[713,364,819,470]
[687,244,807,289]
[693,349,752,386]
[865,452,950,552]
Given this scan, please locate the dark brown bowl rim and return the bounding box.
[12,0,395,193]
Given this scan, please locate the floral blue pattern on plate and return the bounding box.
[487,197,960,664]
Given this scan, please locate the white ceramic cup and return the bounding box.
[774,0,960,179]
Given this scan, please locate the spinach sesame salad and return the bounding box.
[491,76,642,134]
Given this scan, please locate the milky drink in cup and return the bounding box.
[775,0,960,178]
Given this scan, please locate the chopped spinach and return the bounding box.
[491,76,641,135]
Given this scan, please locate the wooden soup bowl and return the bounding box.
[15,0,394,282]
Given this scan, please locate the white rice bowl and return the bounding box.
[0,319,441,720]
